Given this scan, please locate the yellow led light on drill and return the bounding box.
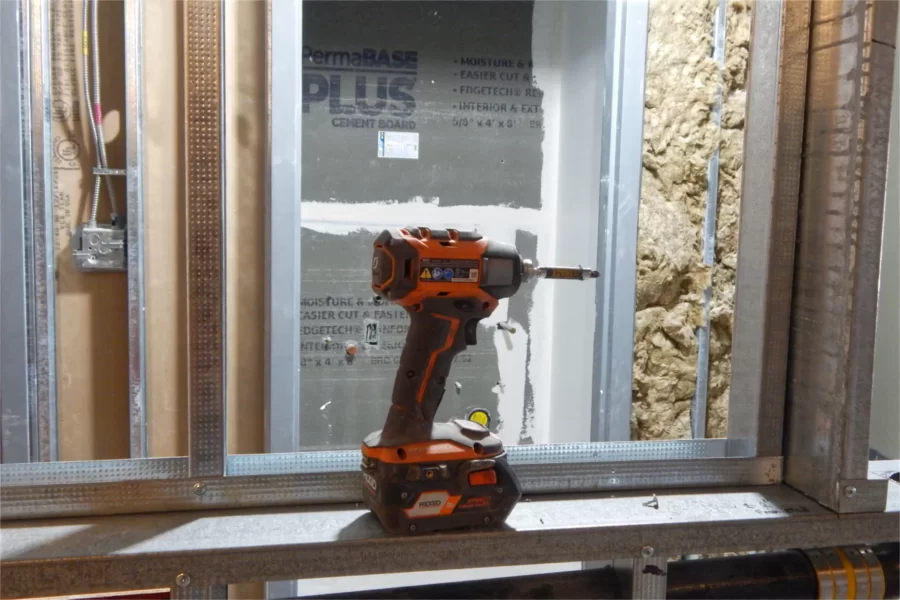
[466,408,491,428]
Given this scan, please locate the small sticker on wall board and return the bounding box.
[363,318,380,348]
[378,131,419,159]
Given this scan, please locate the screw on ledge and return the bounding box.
[641,546,655,558]
[193,482,207,496]
[175,573,191,588]
[843,485,857,498]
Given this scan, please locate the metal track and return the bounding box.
[2,482,897,599]
[784,0,897,513]
[0,456,779,520]
[591,0,649,442]
[0,438,728,485]
[28,0,58,463]
[692,0,727,440]
[0,456,189,486]
[727,0,811,457]
[124,0,148,459]
[0,0,33,464]
[185,0,226,477]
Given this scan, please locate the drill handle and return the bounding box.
[381,298,489,443]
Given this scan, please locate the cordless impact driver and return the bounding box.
[362,226,598,534]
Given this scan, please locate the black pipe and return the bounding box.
[311,543,899,600]
[666,550,816,599]
[876,542,899,599]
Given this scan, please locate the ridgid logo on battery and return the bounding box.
[302,46,418,130]
[404,491,460,518]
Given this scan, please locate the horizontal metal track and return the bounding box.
[0,456,778,520]
[2,482,897,599]
[0,439,729,485]
[0,456,189,485]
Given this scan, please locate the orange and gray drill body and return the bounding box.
[362,226,598,534]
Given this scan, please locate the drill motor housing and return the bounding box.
[363,227,525,534]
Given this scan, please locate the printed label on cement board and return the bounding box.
[378,131,419,159]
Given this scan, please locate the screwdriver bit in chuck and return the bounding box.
[522,259,600,281]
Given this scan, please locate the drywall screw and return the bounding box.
[455,381,462,394]
[843,485,857,498]
[641,546,655,558]
[193,482,207,496]
[409,524,417,532]
[497,321,517,334]
[175,573,191,588]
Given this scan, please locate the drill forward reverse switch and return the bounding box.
[362,227,598,534]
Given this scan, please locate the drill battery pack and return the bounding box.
[361,418,523,535]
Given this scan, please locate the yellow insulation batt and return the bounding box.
[631,0,751,440]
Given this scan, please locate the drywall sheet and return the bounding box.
[225,0,267,456]
[631,0,750,440]
[144,0,188,458]
[50,0,130,460]
[49,0,192,460]
[298,1,546,447]
[302,1,544,209]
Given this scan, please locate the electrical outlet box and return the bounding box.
[72,223,126,272]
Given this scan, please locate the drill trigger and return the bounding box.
[464,319,480,345]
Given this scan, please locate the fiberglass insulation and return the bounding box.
[631,0,751,440]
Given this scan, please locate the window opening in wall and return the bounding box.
[259,0,753,457]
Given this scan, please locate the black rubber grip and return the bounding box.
[381,297,492,444]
